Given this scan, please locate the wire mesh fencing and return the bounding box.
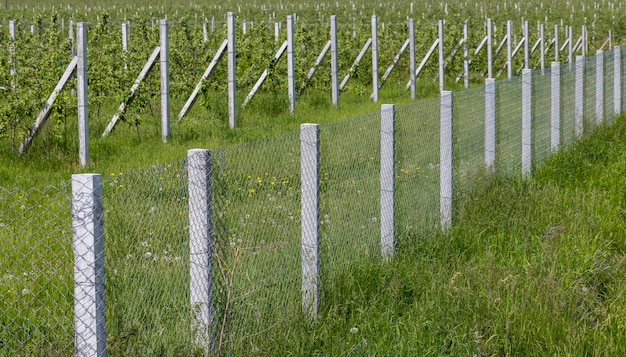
[0,184,73,356]
[1,44,625,356]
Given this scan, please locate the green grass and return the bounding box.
[253,116,626,356]
[0,82,444,189]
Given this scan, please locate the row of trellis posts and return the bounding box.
[70,41,623,354]
[11,13,605,167]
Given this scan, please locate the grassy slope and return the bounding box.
[263,118,626,356]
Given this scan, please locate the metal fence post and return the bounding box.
[485,78,496,171]
[380,104,395,259]
[551,62,561,152]
[301,124,320,318]
[72,174,107,357]
[596,50,604,125]
[522,69,532,176]
[575,55,585,138]
[440,91,453,231]
[159,19,171,142]
[187,149,214,351]
[77,23,89,168]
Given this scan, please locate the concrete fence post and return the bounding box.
[485,78,496,171]
[159,19,171,142]
[330,16,339,107]
[227,12,237,129]
[522,69,532,176]
[551,62,561,152]
[301,124,320,318]
[187,149,214,352]
[507,20,513,79]
[438,20,445,91]
[575,55,585,138]
[487,18,493,79]
[380,104,395,259]
[440,91,454,231]
[77,23,89,168]
[287,15,296,114]
[409,18,416,99]
[371,15,379,102]
[72,174,107,357]
[596,50,604,125]
[615,46,622,115]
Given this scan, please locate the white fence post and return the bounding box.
[228,12,237,129]
[438,20,445,91]
[507,20,513,79]
[485,78,496,171]
[187,149,214,351]
[70,20,76,56]
[440,91,453,231]
[554,25,559,62]
[523,21,529,70]
[159,19,171,142]
[568,26,573,70]
[615,46,622,116]
[9,20,16,90]
[301,123,320,318]
[522,69,532,176]
[121,22,129,52]
[287,15,296,114]
[575,55,585,138]
[72,174,107,357]
[409,18,416,99]
[487,18,493,79]
[463,20,469,89]
[122,22,129,70]
[539,24,546,76]
[596,50,604,125]
[551,62,561,152]
[330,16,339,107]
[380,104,395,259]
[77,23,89,168]
[371,15,379,102]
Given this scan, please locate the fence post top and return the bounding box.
[188,148,209,155]
[301,123,319,129]
[72,173,101,179]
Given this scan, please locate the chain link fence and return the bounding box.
[0,47,624,356]
[0,184,73,356]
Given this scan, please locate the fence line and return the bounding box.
[0,44,625,356]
